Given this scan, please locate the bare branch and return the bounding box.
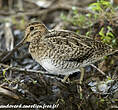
[0,38,25,62]
[0,63,48,74]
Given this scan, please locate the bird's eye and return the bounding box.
[30,26,34,31]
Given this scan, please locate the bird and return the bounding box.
[23,21,116,83]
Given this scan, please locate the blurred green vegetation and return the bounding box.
[60,0,117,47]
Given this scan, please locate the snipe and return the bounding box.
[23,21,116,82]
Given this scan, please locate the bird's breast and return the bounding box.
[39,58,58,73]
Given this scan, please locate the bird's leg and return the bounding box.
[62,67,85,83]
[79,67,84,85]
[61,74,70,83]
[78,67,84,92]
[77,67,84,98]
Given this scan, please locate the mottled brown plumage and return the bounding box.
[24,22,115,75]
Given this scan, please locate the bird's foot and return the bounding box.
[61,74,70,83]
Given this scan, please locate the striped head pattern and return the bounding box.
[24,21,49,43]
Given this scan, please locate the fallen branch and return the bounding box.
[0,4,94,17]
[0,38,25,62]
[0,86,19,99]
[0,63,48,74]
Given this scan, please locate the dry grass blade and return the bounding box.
[4,22,14,51]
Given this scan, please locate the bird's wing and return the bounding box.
[43,30,111,63]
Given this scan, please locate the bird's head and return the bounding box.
[23,21,49,43]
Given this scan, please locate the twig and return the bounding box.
[90,64,106,76]
[0,63,48,74]
[0,38,25,62]
[0,86,19,99]
[0,63,64,81]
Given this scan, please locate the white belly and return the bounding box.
[38,58,80,75]
[39,59,58,73]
